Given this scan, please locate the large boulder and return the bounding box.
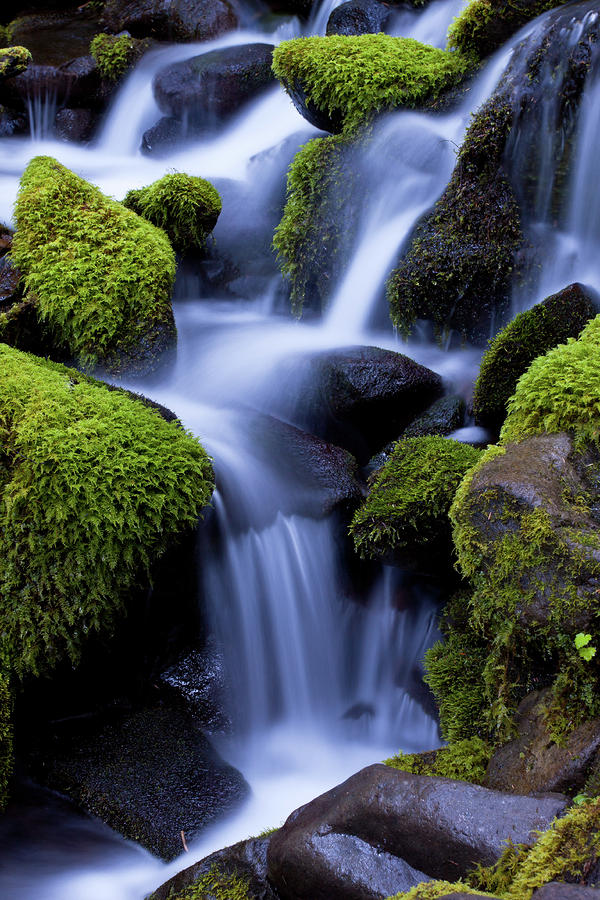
[30,701,248,861]
[11,156,177,375]
[266,764,568,897]
[152,43,275,134]
[102,0,238,42]
[326,0,392,36]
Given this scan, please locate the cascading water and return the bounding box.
[1,1,596,898]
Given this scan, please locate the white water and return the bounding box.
[2,1,600,898]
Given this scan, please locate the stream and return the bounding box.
[1,0,600,897]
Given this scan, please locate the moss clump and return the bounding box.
[388,881,497,899]
[90,33,142,81]
[473,284,597,430]
[123,173,222,254]
[350,436,481,564]
[447,0,571,59]
[165,866,250,900]
[10,156,176,375]
[387,96,522,342]
[0,343,213,678]
[273,133,352,317]
[272,35,473,135]
[0,667,13,812]
[385,737,492,785]
[501,314,600,448]
[0,46,31,78]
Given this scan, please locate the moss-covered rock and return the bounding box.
[385,737,492,785]
[0,45,31,79]
[387,95,522,342]
[388,883,498,899]
[350,436,481,569]
[0,667,13,812]
[90,32,149,81]
[473,283,598,431]
[10,156,177,375]
[272,34,473,134]
[0,343,213,679]
[447,0,571,60]
[123,172,222,254]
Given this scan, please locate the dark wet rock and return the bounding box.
[0,298,49,356]
[141,115,185,155]
[326,0,392,36]
[267,764,568,896]
[58,55,106,107]
[0,254,20,305]
[289,346,443,462]
[30,702,249,861]
[54,107,95,142]
[102,0,238,42]
[533,885,600,899]
[473,283,598,432]
[6,8,102,68]
[0,225,12,256]
[0,56,105,113]
[265,0,314,18]
[149,836,278,900]
[0,105,27,136]
[485,689,600,795]
[152,43,275,132]
[159,639,231,733]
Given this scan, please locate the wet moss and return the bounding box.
[350,436,481,563]
[447,0,571,60]
[388,881,497,899]
[272,34,473,134]
[0,667,12,812]
[123,173,222,254]
[0,45,31,78]
[165,866,251,900]
[10,156,176,375]
[90,32,141,81]
[473,284,598,431]
[385,737,492,784]
[0,343,214,679]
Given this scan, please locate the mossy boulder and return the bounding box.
[350,436,481,570]
[272,35,473,134]
[387,95,522,343]
[473,283,598,431]
[123,173,222,254]
[0,343,214,680]
[10,156,177,375]
[0,46,31,79]
[385,737,492,786]
[90,32,149,82]
[447,0,571,60]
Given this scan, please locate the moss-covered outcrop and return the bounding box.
[387,95,522,342]
[388,883,497,898]
[158,866,251,899]
[0,343,213,679]
[385,737,492,785]
[123,173,222,254]
[473,283,598,431]
[350,436,481,569]
[272,34,473,134]
[10,156,176,375]
[0,45,31,78]
[447,0,571,60]
[90,32,149,81]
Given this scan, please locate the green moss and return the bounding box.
[473,286,597,430]
[273,133,350,317]
[10,156,176,375]
[0,666,13,812]
[272,35,473,135]
[0,26,9,48]
[387,96,522,342]
[350,436,481,562]
[0,343,213,679]
[501,314,600,449]
[387,881,497,899]
[447,0,571,59]
[424,628,489,742]
[90,33,140,81]
[0,46,31,78]
[385,737,492,785]
[123,173,222,254]
[167,866,250,900]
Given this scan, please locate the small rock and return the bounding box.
[54,107,95,142]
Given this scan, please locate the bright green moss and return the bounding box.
[473,287,597,430]
[388,881,497,899]
[424,628,489,742]
[447,0,570,59]
[164,866,250,900]
[123,173,222,254]
[0,343,214,679]
[385,737,492,784]
[90,33,139,81]
[10,156,176,375]
[272,35,473,134]
[0,666,13,812]
[350,436,481,561]
[0,46,31,78]
[501,314,600,448]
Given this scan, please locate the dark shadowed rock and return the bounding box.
[0,106,27,136]
[102,0,238,42]
[0,255,20,305]
[149,836,278,900]
[533,886,600,899]
[485,689,600,795]
[326,0,392,35]
[153,43,275,131]
[0,56,106,113]
[54,107,95,142]
[141,115,185,155]
[0,226,12,257]
[159,639,231,733]
[289,346,443,462]
[30,702,249,861]
[267,764,568,897]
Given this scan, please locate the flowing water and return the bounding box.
[2,1,600,897]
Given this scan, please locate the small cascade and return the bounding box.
[26,87,58,141]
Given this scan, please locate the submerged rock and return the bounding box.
[54,106,95,141]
